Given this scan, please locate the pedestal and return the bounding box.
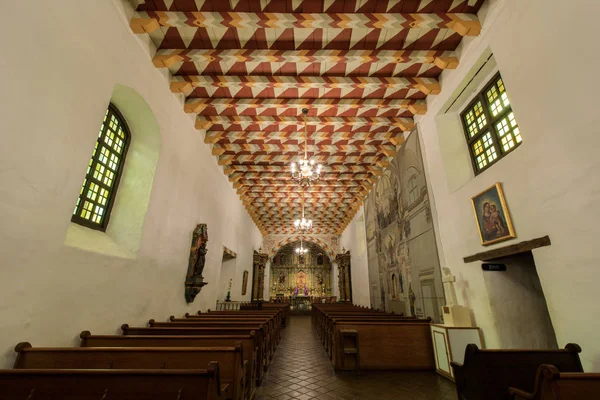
[442,305,474,327]
[430,324,483,381]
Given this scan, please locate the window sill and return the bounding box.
[64,222,136,260]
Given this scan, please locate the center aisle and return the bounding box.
[255,315,458,400]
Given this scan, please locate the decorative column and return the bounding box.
[335,249,352,303]
[251,249,268,301]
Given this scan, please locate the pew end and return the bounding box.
[508,364,600,400]
[80,330,91,339]
[451,343,584,400]
[14,342,32,352]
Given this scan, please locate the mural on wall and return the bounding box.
[364,128,444,321]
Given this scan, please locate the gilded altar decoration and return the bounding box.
[185,224,208,303]
[251,250,268,301]
[270,241,332,299]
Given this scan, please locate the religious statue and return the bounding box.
[442,267,458,306]
[440,267,474,327]
[408,283,416,316]
[193,241,207,278]
[184,224,209,303]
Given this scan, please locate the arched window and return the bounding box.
[72,104,130,230]
[408,175,418,204]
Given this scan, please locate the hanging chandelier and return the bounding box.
[290,108,322,187]
[295,239,309,255]
[294,189,313,233]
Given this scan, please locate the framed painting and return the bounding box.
[241,270,249,295]
[471,183,516,246]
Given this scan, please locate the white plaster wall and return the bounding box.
[0,0,261,368]
[416,0,600,370]
[340,212,370,306]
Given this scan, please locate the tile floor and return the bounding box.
[254,315,458,400]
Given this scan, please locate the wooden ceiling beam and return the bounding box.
[244,197,358,205]
[186,98,426,116]
[228,171,374,182]
[223,164,380,174]
[205,129,405,145]
[172,75,440,97]
[153,49,458,70]
[212,142,397,157]
[218,153,390,167]
[132,12,480,36]
[197,115,415,131]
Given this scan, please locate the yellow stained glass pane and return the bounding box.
[476,154,487,170]
[473,139,483,156]
[514,127,522,143]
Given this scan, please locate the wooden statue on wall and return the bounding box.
[335,249,353,303]
[185,224,209,303]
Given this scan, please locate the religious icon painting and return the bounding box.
[241,270,249,296]
[471,182,516,246]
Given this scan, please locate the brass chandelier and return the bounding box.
[294,190,313,233]
[290,108,322,188]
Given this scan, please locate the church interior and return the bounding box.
[1,0,600,398]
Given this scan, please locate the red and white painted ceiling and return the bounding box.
[128,0,484,235]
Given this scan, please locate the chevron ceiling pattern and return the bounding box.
[129,0,484,235]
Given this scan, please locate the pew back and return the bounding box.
[509,364,600,400]
[0,367,224,400]
[13,343,244,400]
[331,321,435,370]
[451,344,584,400]
[79,332,258,399]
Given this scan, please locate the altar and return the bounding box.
[290,295,311,310]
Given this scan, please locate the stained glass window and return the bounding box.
[461,73,522,174]
[72,104,130,230]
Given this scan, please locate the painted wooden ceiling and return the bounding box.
[128,0,484,235]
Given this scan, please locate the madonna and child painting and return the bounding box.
[471,183,516,246]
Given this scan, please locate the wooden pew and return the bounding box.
[330,321,435,370]
[205,309,286,327]
[168,316,281,351]
[0,366,226,400]
[509,364,600,400]
[147,320,274,364]
[80,331,259,398]
[120,324,269,378]
[13,342,244,400]
[176,315,281,345]
[323,316,429,354]
[451,344,584,400]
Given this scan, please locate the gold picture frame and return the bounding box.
[471,182,516,246]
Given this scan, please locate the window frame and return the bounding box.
[71,103,131,231]
[460,72,522,175]
[407,174,418,204]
